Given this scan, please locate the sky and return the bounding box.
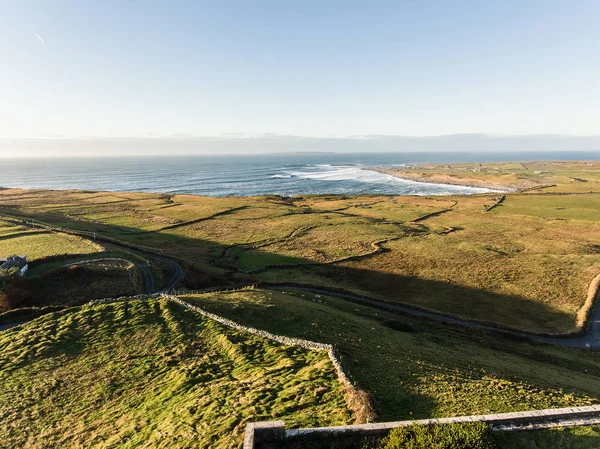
[1,0,599,156]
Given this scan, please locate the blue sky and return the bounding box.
[1,0,599,142]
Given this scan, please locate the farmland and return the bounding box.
[182,288,600,422]
[0,223,101,260]
[0,169,598,334]
[373,160,600,192]
[0,298,352,448]
[1,161,600,446]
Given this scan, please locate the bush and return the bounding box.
[377,422,498,449]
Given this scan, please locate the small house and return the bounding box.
[0,255,29,276]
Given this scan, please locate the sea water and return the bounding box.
[0,151,596,197]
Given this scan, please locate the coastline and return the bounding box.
[363,167,518,192]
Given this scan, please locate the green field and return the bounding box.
[0,181,599,334]
[375,160,600,193]
[25,250,147,278]
[1,168,600,447]
[0,264,141,311]
[0,298,352,448]
[182,289,600,421]
[0,227,101,261]
[496,425,600,448]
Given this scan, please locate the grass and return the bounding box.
[374,422,496,449]
[367,424,600,449]
[0,179,600,446]
[257,194,600,334]
[498,194,600,221]
[373,161,600,193]
[182,288,600,422]
[26,250,146,277]
[0,226,101,261]
[0,174,599,333]
[495,425,600,448]
[0,297,352,448]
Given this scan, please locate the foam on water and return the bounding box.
[0,151,593,197]
[282,165,496,195]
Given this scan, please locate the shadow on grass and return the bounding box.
[3,205,600,424]
[0,205,579,335]
[257,264,578,335]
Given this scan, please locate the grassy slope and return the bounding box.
[182,289,600,422]
[0,229,100,260]
[26,250,146,277]
[0,298,351,448]
[256,193,600,334]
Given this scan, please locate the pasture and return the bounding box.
[0,182,599,334]
[183,288,600,421]
[0,298,351,448]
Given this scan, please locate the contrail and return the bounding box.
[34,31,45,46]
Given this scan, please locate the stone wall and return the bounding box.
[87,293,369,420]
[63,258,135,269]
[244,405,600,449]
[169,296,352,386]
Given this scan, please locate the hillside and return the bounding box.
[1,167,600,446]
[0,298,352,448]
[0,175,599,333]
[183,288,600,421]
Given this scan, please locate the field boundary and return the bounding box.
[410,201,457,222]
[484,195,505,211]
[0,211,184,291]
[62,257,135,269]
[260,282,600,346]
[244,405,600,449]
[0,212,164,256]
[89,292,376,425]
[575,273,600,332]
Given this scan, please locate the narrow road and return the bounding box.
[2,276,598,352]
[2,211,598,350]
[126,255,183,293]
[263,285,600,350]
[0,211,185,294]
[136,264,154,293]
[158,256,184,292]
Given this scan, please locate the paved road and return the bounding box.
[264,285,600,350]
[136,264,154,293]
[133,255,183,293]
[157,256,184,292]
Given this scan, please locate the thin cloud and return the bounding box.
[34,31,45,46]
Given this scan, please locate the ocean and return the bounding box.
[0,151,597,197]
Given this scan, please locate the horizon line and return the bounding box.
[2,132,600,141]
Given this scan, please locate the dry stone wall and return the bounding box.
[87,292,357,412]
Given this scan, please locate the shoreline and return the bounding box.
[363,167,517,192]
